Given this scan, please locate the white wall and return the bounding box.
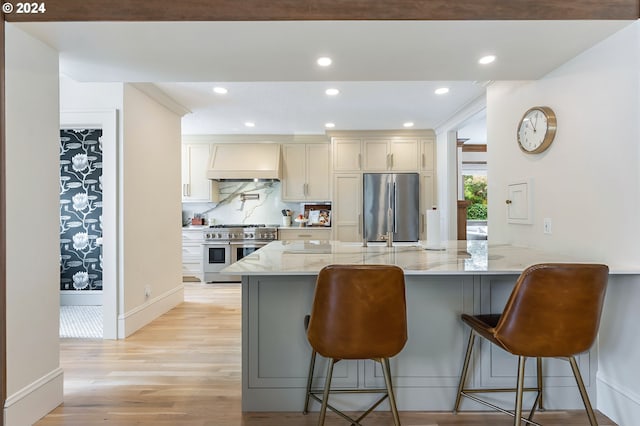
[486,22,640,425]
[5,23,63,425]
[59,75,124,111]
[120,84,183,336]
[60,79,184,338]
[59,77,123,338]
[487,23,640,262]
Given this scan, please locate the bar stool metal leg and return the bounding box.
[303,350,317,414]
[514,356,526,426]
[381,357,401,426]
[536,357,544,411]
[569,356,598,426]
[453,330,476,414]
[318,358,335,426]
[526,357,544,422]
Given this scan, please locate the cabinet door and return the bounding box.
[420,137,436,171]
[390,139,419,171]
[182,230,204,280]
[420,172,436,239]
[305,144,330,200]
[281,144,306,201]
[363,139,390,171]
[182,144,213,202]
[333,174,362,242]
[332,138,362,172]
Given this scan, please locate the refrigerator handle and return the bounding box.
[393,181,398,233]
[387,182,393,233]
[358,213,362,236]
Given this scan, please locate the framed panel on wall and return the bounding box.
[506,179,533,224]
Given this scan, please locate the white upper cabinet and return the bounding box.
[332,138,362,172]
[420,137,436,171]
[182,143,217,203]
[363,138,419,171]
[362,139,388,170]
[282,143,330,201]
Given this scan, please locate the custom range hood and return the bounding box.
[207,143,282,181]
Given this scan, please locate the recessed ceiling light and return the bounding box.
[478,55,496,65]
[403,122,415,128]
[317,57,332,67]
[434,87,450,95]
[213,87,228,94]
[325,122,335,128]
[244,122,255,128]
[325,88,340,96]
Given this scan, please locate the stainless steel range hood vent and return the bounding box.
[207,143,281,181]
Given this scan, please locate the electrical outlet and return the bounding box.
[543,218,552,235]
[144,285,152,298]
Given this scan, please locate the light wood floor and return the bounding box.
[37,282,617,426]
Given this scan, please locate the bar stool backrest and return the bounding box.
[494,263,609,357]
[307,264,407,360]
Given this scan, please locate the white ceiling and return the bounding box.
[16,20,632,135]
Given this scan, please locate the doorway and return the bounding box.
[457,111,488,240]
[59,128,104,338]
[60,111,118,340]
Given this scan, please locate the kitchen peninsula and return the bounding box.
[222,240,626,413]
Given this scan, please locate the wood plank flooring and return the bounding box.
[36,282,617,425]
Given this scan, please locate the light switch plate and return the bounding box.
[543,218,552,234]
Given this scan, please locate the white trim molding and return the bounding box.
[129,83,192,117]
[4,368,64,426]
[118,285,185,338]
[597,372,640,426]
[61,109,119,339]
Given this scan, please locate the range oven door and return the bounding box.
[202,243,239,283]
[231,241,269,263]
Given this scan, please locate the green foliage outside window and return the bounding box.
[464,175,488,220]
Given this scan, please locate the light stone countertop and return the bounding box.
[221,240,638,276]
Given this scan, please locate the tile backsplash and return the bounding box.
[182,181,307,226]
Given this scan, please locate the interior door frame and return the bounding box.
[60,110,119,340]
[1,1,639,423]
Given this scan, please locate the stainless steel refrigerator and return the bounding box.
[363,173,420,242]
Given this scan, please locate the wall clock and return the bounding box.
[517,106,557,154]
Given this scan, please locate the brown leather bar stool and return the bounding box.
[302,264,408,426]
[453,263,609,426]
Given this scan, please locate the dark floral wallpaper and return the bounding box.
[59,129,103,291]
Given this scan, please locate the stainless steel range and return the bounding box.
[202,225,278,283]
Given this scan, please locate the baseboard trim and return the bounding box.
[4,367,63,425]
[60,290,103,305]
[597,372,640,425]
[118,285,184,338]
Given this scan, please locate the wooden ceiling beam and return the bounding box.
[3,0,639,22]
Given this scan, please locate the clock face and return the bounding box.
[517,106,557,154]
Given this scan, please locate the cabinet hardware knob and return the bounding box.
[506,200,512,204]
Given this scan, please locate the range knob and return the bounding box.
[245,232,254,239]
[205,233,211,239]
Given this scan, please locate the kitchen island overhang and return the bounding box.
[222,240,627,412]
